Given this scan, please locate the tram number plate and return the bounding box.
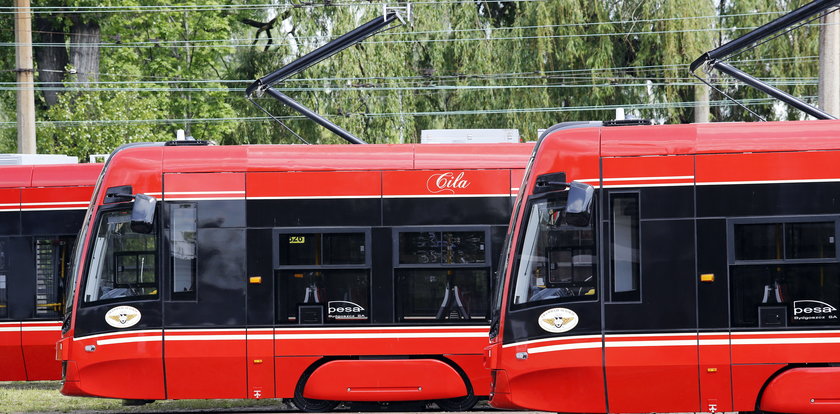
[289,236,306,244]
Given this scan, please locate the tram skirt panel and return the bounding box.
[303,359,467,401]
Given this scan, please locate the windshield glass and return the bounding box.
[510,193,596,308]
[82,210,157,304]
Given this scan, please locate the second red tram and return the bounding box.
[487,119,840,414]
[0,162,101,381]
[58,141,531,410]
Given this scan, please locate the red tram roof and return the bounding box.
[94,142,533,208]
[152,143,535,174]
[599,120,840,157]
[0,163,102,189]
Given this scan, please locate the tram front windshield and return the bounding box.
[509,192,596,308]
[81,210,157,304]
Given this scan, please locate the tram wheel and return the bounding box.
[435,392,478,411]
[292,389,339,412]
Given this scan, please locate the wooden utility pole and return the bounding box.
[819,9,840,118]
[14,0,36,154]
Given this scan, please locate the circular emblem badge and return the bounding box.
[105,305,142,329]
[538,307,579,333]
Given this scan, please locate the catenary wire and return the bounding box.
[0,96,811,129]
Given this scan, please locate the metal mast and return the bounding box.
[690,0,840,120]
[246,5,411,144]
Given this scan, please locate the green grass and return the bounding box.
[0,381,291,413]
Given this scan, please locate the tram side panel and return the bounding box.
[0,186,25,381]
[489,120,840,414]
[600,155,700,413]
[490,126,606,413]
[63,151,165,400]
[20,185,90,380]
[697,150,840,412]
[246,169,512,402]
[1,185,90,381]
[59,143,531,403]
[247,169,386,400]
[0,236,30,381]
[161,172,248,399]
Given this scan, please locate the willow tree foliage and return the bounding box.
[609,0,717,123]
[0,0,827,158]
[711,0,820,121]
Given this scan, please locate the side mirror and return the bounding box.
[130,194,157,234]
[534,172,568,194]
[565,181,594,227]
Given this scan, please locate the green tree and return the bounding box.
[712,0,819,121]
[0,0,829,156]
[17,1,245,159]
[613,0,717,123]
[38,86,171,158]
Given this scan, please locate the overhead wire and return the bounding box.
[0,0,547,15]
[0,55,820,87]
[0,3,822,130]
[0,77,820,93]
[0,96,812,129]
[4,22,832,49]
[11,10,790,47]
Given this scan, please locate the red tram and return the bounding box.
[58,141,531,410]
[487,119,840,414]
[0,162,101,381]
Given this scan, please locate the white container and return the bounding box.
[420,129,520,144]
[0,154,79,165]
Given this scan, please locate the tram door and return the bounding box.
[600,155,700,413]
[694,153,738,413]
[162,172,248,399]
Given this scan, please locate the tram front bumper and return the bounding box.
[488,369,522,409]
[59,360,87,397]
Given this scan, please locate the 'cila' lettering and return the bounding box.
[427,172,471,193]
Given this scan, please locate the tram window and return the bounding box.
[395,268,489,321]
[399,231,486,264]
[731,219,839,327]
[280,269,370,323]
[280,234,319,265]
[171,203,197,297]
[279,232,365,266]
[323,233,365,264]
[734,223,782,260]
[786,222,835,259]
[115,253,156,286]
[83,210,158,304]
[734,221,835,261]
[610,194,640,301]
[511,195,597,306]
[731,264,840,327]
[35,239,66,317]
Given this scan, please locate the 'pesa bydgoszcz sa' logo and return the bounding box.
[793,300,838,322]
